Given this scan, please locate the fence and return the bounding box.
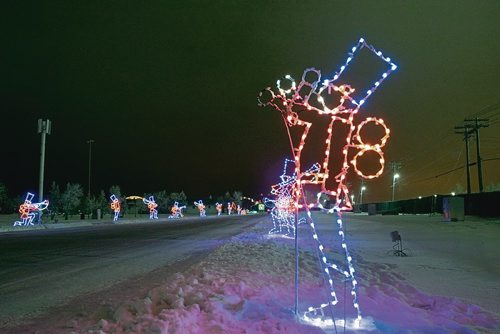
[358,191,500,218]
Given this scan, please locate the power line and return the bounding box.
[416,157,500,183]
[472,103,500,118]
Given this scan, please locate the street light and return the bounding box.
[392,173,400,201]
[360,186,366,205]
[87,139,95,197]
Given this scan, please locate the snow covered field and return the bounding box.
[67,212,499,334]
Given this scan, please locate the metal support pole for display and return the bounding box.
[294,208,299,317]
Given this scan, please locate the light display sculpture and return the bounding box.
[258,38,397,328]
[227,201,236,215]
[264,196,294,236]
[110,194,121,222]
[169,201,186,219]
[143,195,159,220]
[215,202,223,216]
[13,192,49,226]
[194,200,206,217]
[265,160,319,236]
[265,159,298,236]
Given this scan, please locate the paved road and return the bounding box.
[0,215,263,327]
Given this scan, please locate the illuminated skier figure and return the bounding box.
[194,200,206,217]
[259,38,397,328]
[143,195,158,220]
[110,194,121,222]
[169,201,186,219]
[215,202,223,216]
[13,192,50,226]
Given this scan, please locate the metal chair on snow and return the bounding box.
[390,230,407,257]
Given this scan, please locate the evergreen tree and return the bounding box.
[97,190,108,217]
[233,191,243,205]
[48,181,62,214]
[61,183,84,219]
[153,190,169,213]
[169,191,187,207]
[179,191,187,205]
[109,185,122,199]
[0,182,8,213]
[82,195,100,218]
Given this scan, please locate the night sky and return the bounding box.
[1,1,499,202]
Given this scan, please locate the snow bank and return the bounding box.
[81,240,323,334]
[78,213,499,333]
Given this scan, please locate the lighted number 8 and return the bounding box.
[350,117,390,179]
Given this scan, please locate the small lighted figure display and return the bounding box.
[264,196,295,236]
[110,194,121,222]
[13,192,49,226]
[142,195,159,220]
[266,161,319,236]
[169,201,186,219]
[227,201,237,215]
[237,204,242,215]
[215,202,223,216]
[259,37,398,327]
[194,200,206,217]
[265,159,299,236]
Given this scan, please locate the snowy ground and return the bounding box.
[59,212,499,334]
[2,212,498,333]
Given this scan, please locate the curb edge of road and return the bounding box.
[0,214,268,234]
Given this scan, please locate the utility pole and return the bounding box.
[38,119,52,202]
[87,139,95,197]
[464,118,489,192]
[454,125,473,194]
